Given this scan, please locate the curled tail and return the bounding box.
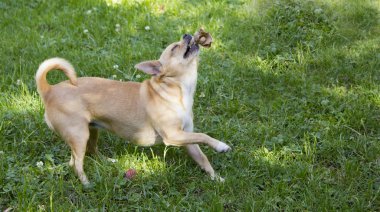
[35,58,77,95]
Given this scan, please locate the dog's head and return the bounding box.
[135,34,199,78]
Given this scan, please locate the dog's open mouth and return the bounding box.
[183,35,199,59]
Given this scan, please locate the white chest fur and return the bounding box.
[179,70,197,130]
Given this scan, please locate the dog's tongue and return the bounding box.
[194,28,212,48]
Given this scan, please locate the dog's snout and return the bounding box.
[183,34,191,39]
[182,34,193,44]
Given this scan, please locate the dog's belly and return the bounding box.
[131,127,161,146]
[90,120,160,146]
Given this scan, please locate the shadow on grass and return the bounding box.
[199,0,380,141]
[193,0,380,210]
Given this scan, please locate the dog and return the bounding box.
[35,34,231,185]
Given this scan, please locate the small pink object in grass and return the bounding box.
[124,168,137,180]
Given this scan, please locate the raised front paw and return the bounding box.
[215,141,231,153]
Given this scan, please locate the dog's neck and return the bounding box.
[150,65,198,111]
[178,68,197,110]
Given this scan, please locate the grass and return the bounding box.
[1,0,380,210]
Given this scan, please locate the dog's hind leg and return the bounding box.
[61,123,91,185]
[86,127,115,163]
[86,127,99,155]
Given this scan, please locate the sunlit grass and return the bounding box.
[0,84,41,114]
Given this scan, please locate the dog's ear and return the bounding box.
[134,60,162,75]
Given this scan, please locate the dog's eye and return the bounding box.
[171,45,179,51]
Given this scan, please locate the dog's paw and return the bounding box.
[83,182,95,190]
[215,141,231,153]
[211,174,225,183]
[69,158,74,167]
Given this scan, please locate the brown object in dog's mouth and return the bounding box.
[194,28,212,48]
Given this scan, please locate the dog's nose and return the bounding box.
[183,34,191,40]
[182,34,193,44]
[183,34,193,41]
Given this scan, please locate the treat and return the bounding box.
[124,168,137,180]
[194,28,213,48]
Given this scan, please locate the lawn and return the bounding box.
[1,0,379,210]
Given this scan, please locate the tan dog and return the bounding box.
[36,34,231,185]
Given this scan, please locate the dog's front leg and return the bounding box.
[186,144,222,179]
[183,122,217,179]
[163,130,231,152]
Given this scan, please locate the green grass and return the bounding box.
[1,0,380,210]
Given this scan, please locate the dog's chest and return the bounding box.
[179,76,196,128]
[182,82,195,111]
